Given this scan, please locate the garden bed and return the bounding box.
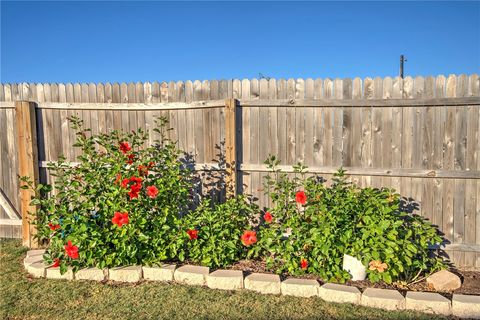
[23,248,480,318]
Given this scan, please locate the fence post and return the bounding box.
[15,101,39,248]
[225,98,238,198]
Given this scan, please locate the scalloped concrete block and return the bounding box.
[281,278,319,297]
[109,266,142,283]
[23,255,43,268]
[207,270,243,290]
[143,265,176,282]
[452,294,480,319]
[174,265,209,286]
[26,261,46,278]
[361,288,405,310]
[318,283,361,304]
[244,273,281,295]
[405,291,451,315]
[26,249,45,258]
[46,267,74,280]
[75,268,107,281]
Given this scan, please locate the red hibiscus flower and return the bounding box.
[241,230,257,246]
[121,178,130,188]
[147,161,155,169]
[295,191,307,205]
[300,258,308,270]
[48,223,60,231]
[112,211,129,227]
[119,141,131,154]
[264,212,273,223]
[126,154,135,165]
[64,240,79,259]
[130,177,142,184]
[121,176,143,199]
[146,185,158,198]
[51,258,60,268]
[187,229,198,240]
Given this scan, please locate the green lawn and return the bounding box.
[0,239,446,320]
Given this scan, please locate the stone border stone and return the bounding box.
[452,294,480,319]
[46,267,74,280]
[405,291,451,315]
[318,283,361,304]
[25,261,47,278]
[143,264,176,282]
[207,270,243,290]
[23,250,480,319]
[281,278,319,297]
[76,267,107,281]
[361,288,406,311]
[244,273,281,295]
[109,266,142,283]
[174,265,209,286]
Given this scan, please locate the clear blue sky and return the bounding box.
[1,1,479,83]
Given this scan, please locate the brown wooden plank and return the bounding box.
[443,75,457,250]
[104,83,114,132]
[127,83,137,132]
[176,81,187,152]
[184,80,195,157]
[268,79,278,162]
[371,77,383,188]
[286,79,296,165]
[323,78,333,167]
[313,78,324,167]
[333,78,343,167]
[193,80,204,164]
[276,79,287,165]
[465,74,479,266]
[432,75,446,233]
[15,101,39,247]
[225,99,237,197]
[240,79,251,196]
[295,79,305,164]
[341,78,352,168]
[250,79,261,203]
[453,75,468,266]
[202,80,212,162]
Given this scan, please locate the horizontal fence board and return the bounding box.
[239,164,480,179]
[240,97,480,107]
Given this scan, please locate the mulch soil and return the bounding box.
[225,259,480,297]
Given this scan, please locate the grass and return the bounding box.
[0,239,447,320]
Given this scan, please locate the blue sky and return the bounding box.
[1,1,479,83]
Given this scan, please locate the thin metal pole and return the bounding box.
[400,55,406,79]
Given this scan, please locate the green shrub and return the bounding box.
[22,116,194,273]
[181,195,258,267]
[248,155,445,284]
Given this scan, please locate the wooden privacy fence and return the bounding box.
[0,74,479,270]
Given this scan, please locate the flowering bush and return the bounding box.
[248,156,445,284]
[180,196,258,267]
[22,116,194,273]
[22,118,444,283]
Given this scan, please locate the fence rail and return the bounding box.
[1,74,479,269]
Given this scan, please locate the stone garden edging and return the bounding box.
[24,250,480,319]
